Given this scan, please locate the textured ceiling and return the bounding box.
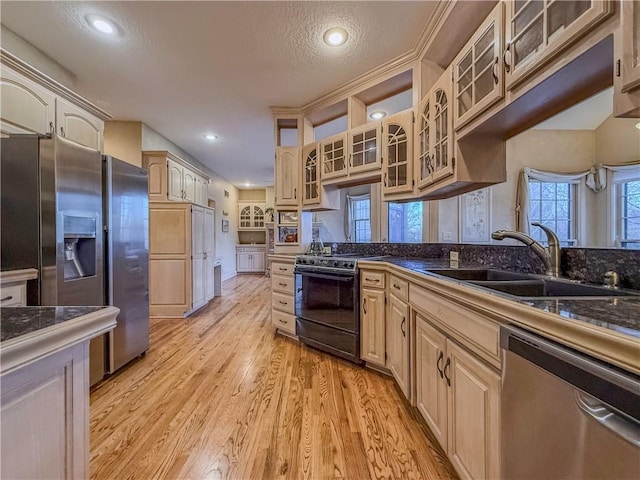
[0,1,438,187]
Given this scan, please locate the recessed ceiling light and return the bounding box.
[245,182,251,188]
[204,134,218,141]
[636,122,640,130]
[86,15,120,36]
[323,27,348,47]
[370,111,387,120]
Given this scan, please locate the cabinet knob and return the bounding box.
[503,44,512,73]
[436,308,443,316]
[49,121,54,133]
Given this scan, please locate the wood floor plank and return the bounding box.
[90,274,458,480]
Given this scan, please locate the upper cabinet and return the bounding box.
[504,0,613,90]
[382,109,414,195]
[453,3,505,130]
[0,66,55,135]
[238,202,265,230]
[320,132,348,181]
[275,147,300,207]
[621,0,640,93]
[349,121,381,175]
[55,97,104,151]
[0,62,107,148]
[302,142,320,206]
[416,67,455,191]
[144,151,210,207]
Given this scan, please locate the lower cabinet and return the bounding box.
[386,293,410,398]
[360,287,386,367]
[415,313,501,480]
[271,259,296,335]
[236,246,266,273]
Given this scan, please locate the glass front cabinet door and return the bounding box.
[320,132,348,181]
[349,121,381,175]
[302,142,320,206]
[382,109,414,195]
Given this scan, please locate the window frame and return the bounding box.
[528,179,579,247]
[387,201,423,243]
[614,178,640,249]
[350,196,371,243]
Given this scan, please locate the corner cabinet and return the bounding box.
[453,2,505,130]
[504,0,614,90]
[238,203,265,230]
[415,67,455,191]
[382,109,414,196]
[275,147,300,207]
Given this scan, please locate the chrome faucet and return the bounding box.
[491,222,561,277]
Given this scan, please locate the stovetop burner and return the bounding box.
[294,254,386,272]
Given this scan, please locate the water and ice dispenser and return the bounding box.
[63,214,97,280]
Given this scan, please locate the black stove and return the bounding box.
[294,254,384,273]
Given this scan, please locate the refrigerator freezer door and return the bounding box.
[104,156,150,372]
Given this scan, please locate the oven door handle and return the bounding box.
[295,270,355,282]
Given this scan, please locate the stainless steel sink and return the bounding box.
[421,268,639,298]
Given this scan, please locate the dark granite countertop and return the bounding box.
[1,306,107,342]
[360,257,640,339]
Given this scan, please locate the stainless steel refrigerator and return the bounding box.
[1,134,105,382]
[102,156,149,373]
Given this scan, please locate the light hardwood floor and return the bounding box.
[90,275,458,480]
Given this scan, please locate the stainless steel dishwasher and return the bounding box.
[501,325,640,479]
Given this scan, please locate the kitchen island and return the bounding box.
[0,306,118,479]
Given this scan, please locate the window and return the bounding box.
[616,180,640,249]
[351,196,371,242]
[529,180,577,246]
[388,201,423,243]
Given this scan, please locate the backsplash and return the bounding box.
[335,243,640,290]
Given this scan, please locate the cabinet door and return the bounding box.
[252,252,265,271]
[203,208,215,254]
[302,143,320,205]
[183,169,197,203]
[192,256,205,310]
[237,252,251,272]
[239,204,252,230]
[204,254,215,301]
[167,159,184,201]
[192,206,204,256]
[504,0,613,90]
[429,69,455,185]
[146,156,168,201]
[360,288,385,367]
[56,97,103,151]
[415,315,448,449]
[622,0,640,92]
[253,205,265,229]
[320,132,348,180]
[275,147,300,207]
[194,175,203,206]
[453,3,504,130]
[447,340,501,480]
[386,294,410,398]
[415,94,432,190]
[0,67,55,135]
[349,122,381,174]
[201,177,209,206]
[382,109,414,195]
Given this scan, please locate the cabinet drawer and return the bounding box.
[272,308,296,334]
[1,284,26,307]
[272,292,294,315]
[272,274,294,294]
[389,275,409,301]
[410,284,501,367]
[272,262,294,276]
[361,270,385,289]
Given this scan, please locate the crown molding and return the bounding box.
[0,48,112,120]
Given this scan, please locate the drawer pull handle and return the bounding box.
[278,300,288,305]
[393,284,401,290]
[1,295,13,302]
[278,319,287,324]
[365,278,380,283]
[444,357,451,387]
[436,308,443,316]
[363,297,367,315]
[401,317,406,337]
[279,267,287,271]
[278,282,287,287]
[436,351,444,378]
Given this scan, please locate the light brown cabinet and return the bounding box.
[349,121,381,175]
[275,147,300,207]
[238,203,265,230]
[144,151,210,207]
[55,97,104,151]
[382,109,414,196]
[302,142,320,205]
[360,287,386,367]
[415,312,500,480]
[504,0,613,91]
[271,258,296,335]
[453,3,505,130]
[415,67,455,191]
[320,132,348,181]
[621,0,640,93]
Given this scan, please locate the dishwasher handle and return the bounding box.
[575,391,640,447]
[500,324,640,422]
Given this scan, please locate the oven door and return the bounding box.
[295,269,357,333]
